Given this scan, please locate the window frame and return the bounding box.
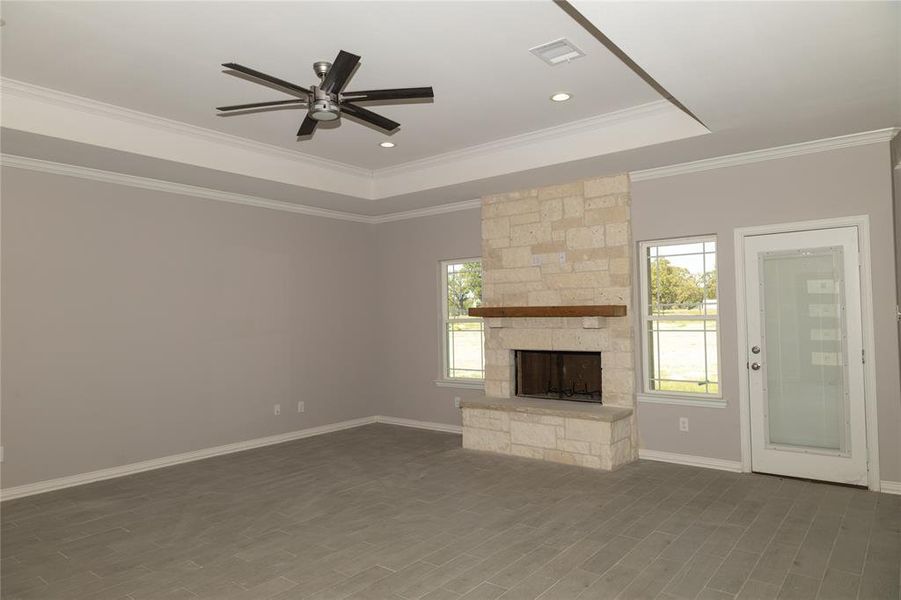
[638,235,724,404]
[437,257,485,388]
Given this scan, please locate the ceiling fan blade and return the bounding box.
[222,63,310,98]
[341,102,400,132]
[341,87,433,102]
[217,99,306,111]
[320,50,360,94]
[297,114,318,136]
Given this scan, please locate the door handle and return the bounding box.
[750,362,761,371]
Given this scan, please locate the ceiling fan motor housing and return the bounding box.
[309,85,340,121]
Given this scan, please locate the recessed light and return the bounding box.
[550,92,572,102]
[379,141,396,148]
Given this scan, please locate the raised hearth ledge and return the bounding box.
[461,396,635,470]
[461,397,632,422]
[467,305,627,318]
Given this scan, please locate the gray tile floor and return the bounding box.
[2,424,899,600]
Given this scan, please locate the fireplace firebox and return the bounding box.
[515,350,602,403]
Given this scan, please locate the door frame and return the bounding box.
[734,215,880,491]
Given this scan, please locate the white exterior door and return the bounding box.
[743,226,868,485]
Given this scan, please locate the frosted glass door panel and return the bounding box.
[759,247,849,454]
[745,226,867,486]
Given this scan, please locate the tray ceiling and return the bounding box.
[0,1,666,170]
[1,1,897,215]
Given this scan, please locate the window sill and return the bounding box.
[638,394,726,408]
[435,379,485,390]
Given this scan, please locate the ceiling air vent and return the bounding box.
[529,38,585,66]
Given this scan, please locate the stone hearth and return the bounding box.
[462,397,633,470]
[462,173,637,470]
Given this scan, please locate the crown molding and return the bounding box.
[4,125,894,225]
[373,99,708,197]
[5,79,892,205]
[1,77,376,199]
[0,154,371,222]
[0,154,480,224]
[630,127,900,182]
[376,100,673,178]
[1,78,371,179]
[1,78,706,200]
[369,198,481,223]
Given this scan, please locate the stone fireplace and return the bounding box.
[461,174,637,470]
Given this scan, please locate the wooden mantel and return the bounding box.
[468,305,627,318]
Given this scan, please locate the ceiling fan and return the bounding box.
[217,50,434,138]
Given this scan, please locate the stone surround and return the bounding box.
[462,397,634,470]
[463,173,637,470]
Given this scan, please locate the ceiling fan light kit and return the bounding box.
[309,85,339,122]
[217,50,433,139]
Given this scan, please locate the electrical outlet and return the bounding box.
[454,397,461,409]
[298,401,305,413]
[679,417,689,432]
[274,404,281,416]
[531,255,541,266]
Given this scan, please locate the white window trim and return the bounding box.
[437,257,485,386]
[638,235,723,404]
[638,394,726,408]
[434,379,484,390]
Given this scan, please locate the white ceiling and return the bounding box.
[1,1,898,216]
[0,0,662,169]
[569,0,900,141]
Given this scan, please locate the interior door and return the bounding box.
[744,226,868,485]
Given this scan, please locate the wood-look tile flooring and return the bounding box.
[2,424,898,599]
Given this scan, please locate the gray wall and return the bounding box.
[372,209,483,427]
[1,168,378,489]
[3,141,899,490]
[631,142,901,480]
[368,142,901,482]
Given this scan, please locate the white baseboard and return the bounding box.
[0,415,465,501]
[0,416,377,501]
[880,481,901,495]
[3,415,889,501]
[10,413,889,500]
[375,415,463,435]
[640,451,901,493]
[639,448,744,473]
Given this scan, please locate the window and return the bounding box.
[639,237,720,398]
[440,259,484,381]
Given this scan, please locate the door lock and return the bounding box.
[750,362,761,371]
[751,345,761,354]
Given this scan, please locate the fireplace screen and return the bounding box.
[515,350,602,403]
